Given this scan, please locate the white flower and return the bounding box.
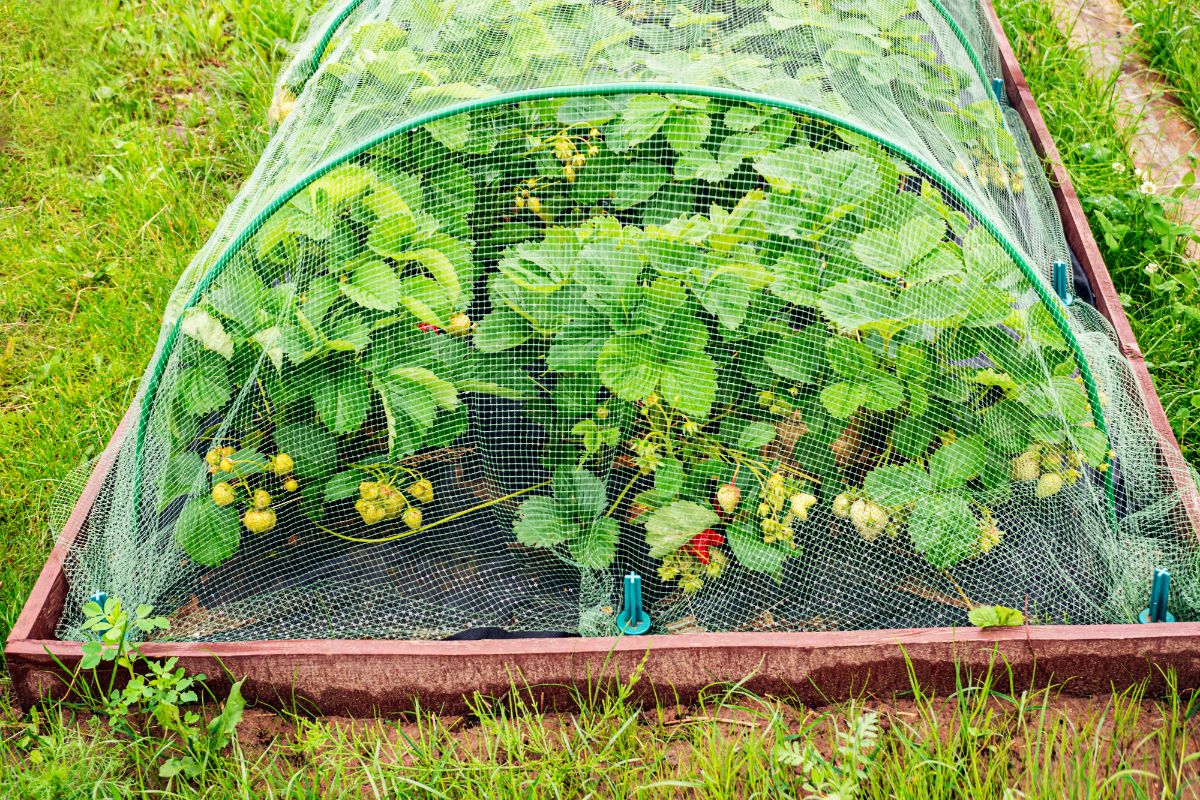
[1145,262,1160,275]
[1111,162,1126,173]
[1139,179,1158,195]
[1135,167,1147,180]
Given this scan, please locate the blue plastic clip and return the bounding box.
[992,77,1005,105]
[616,572,651,635]
[1052,260,1074,306]
[88,591,108,609]
[1138,568,1175,623]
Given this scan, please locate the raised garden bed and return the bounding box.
[7,0,1200,715]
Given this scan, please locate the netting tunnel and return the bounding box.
[58,0,1200,641]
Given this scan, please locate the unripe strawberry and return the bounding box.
[715,484,741,514]
[979,524,1003,553]
[270,453,294,476]
[850,499,888,540]
[211,482,235,507]
[403,507,423,530]
[1010,451,1040,482]
[831,493,853,519]
[789,492,817,521]
[359,481,380,501]
[1040,450,1063,473]
[218,457,235,473]
[408,479,434,503]
[446,313,471,336]
[205,448,222,467]
[283,478,300,493]
[1035,472,1064,499]
[243,508,276,534]
[356,499,386,525]
[380,488,405,517]
[253,489,272,510]
[221,446,235,457]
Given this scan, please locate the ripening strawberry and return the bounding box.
[356,499,387,525]
[1010,451,1040,482]
[1035,472,1063,499]
[849,499,888,541]
[687,529,725,565]
[243,508,276,534]
[403,507,423,530]
[446,313,471,336]
[715,484,741,514]
[211,482,235,507]
[831,493,853,519]
[789,493,817,521]
[270,453,294,476]
[408,479,434,503]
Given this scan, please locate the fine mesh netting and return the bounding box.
[56,0,1200,641]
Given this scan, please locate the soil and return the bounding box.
[1051,0,1200,257]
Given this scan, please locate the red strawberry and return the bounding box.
[417,322,442,334]
[687,529,725,565]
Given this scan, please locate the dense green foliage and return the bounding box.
[166,92,1107,594]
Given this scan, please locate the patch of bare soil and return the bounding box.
[1052,0,1200,255]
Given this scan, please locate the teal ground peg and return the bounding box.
[1052,260,1074,306]
[992,77,1005,104]
[1138,568,1176,623]
[88,591,108,608]
[616,572,651,635]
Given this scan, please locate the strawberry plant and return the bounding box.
[155,86,1110,606]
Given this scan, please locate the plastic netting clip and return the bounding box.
[1138,568,1175,623]
[616,572,651,635]
[88,591,108,608]
[1052,260,1074,306]
[992,77,1005,105]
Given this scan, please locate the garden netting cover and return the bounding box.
[56,0,1200,641]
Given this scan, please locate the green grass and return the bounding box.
[1125,0,1200,130]
[0,0,310,635]
[997,0,1200,465]
[4,660,1200,798]
[2,0,1200,796]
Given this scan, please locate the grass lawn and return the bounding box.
[3,0,1200,796]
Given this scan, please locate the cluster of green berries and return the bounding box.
[207,448,297,535]
[1009,443,1088,499]
[832,492,893,542]
[754,472,814,548]
[977,511,1004,554]
[549,127,600,183]
[513,177,543,216]
[953,150,1026,194]
[657,546,726,595]
[355,478,432,530]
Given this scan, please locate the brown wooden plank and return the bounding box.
[10,622,1200,715]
